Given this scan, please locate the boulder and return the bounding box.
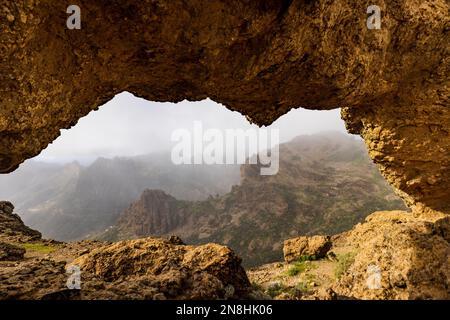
[0,242,25,261]
[70,237,251,299]
[0,201,42,242]
[283,235,332,263]
[333,211,450,300]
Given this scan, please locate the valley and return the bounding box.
[98,133,406,266]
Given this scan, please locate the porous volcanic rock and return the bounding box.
[0,242,25,261]
[0,1,449,214]
[333,211,450,300]
[283,235,332,262]
[70,237,251,299]
[342,104,450,214]
[0,259,68,300]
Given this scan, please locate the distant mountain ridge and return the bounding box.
[100,132,407,266]
[0,153,240,241]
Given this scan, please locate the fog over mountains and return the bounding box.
[0,154,240,240]
[0,96,407,265]
[99,132,406,266]
[0,132,406,267]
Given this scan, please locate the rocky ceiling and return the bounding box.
[0,0,449,213]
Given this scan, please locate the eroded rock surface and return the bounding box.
[249,210,450,300]
[333,211,450,300]
[0,201,252,300]
[71,238,251,300]
[0,201,41,242]
[0,242,25,261]
[0,0,449,213]
[343,104,450,214]
[283,235,332,262]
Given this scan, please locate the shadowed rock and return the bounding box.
[0,201,41,242]
[0,242,25,261]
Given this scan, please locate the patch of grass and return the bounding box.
[295,282,309,293]
[266,283,286,298]
[297,255,318,262]
[285,255,318,277]
[334,252,356,279]
[286,261,308,276]
[251,281,263,292]
[19,242,56,254]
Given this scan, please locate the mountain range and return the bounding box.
[0,154,240,240]
[98,132,407,266]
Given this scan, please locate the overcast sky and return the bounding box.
[35,92,348,164]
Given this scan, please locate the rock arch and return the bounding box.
[1,0,448,213]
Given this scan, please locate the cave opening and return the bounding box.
[0,92,406,267]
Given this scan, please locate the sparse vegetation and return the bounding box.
[334,252,356,279]
[18,242,56,254]
[267,280,312,298]
[285,256,317,276]
[294,281,309,293]
[286,262,307,276]
[266,282,286,298]
[297,255,318,262]
[251,281,263,292]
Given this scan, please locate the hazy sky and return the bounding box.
[35,92,348,164]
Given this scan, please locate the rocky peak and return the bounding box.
[0,201,41,242]
[116,190,186,238]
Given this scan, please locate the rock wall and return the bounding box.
[333,211,450,299]
[1,0,449,212]
[0,201,41,242]
[343,104,450,214]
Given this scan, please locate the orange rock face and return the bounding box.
[0,1,448,213]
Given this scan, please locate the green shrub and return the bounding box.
[285,255,318,277]
[297,255,317,262]
[266,283,286,298]
[19,242,56,254]
[295,282,309,293]
[286,262,307,276]
[334,252,356,279]
[251,281,263,292]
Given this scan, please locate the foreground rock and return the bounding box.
[0,242,25,261]
[250,210,450,300]
[70,237,251,300]
[0,201,41,242]
[0,201,252,299]
[333,211,450,300]
[2,200,449,300]
[283,235,332,262]
[1,238,252,300]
